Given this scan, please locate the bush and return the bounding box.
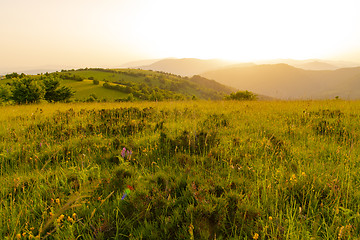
[5,72,25,79]
[0,85,12,102]
[43,78,74,102]
[11,78,44,104]
[225,90,257,100]
[93,79,100,85]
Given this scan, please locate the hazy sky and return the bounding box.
[1,0,360,71]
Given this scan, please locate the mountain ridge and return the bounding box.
[201,64,360,99]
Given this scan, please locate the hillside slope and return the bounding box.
[0,68,235,101]
[65,68,235,100]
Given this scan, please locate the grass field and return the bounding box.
[61,80,129,100]
[1,100,360,239]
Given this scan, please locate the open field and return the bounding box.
[1,100,360,239]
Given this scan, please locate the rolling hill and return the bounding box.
[0,68,236,102]
[201,64,360,99]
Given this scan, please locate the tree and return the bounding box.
[93,79,99,85]
[126,93,135,102]
[225,91,257,101]
[11,78,44,104]
[0,85,12,102]
[86,94,98,102]
[5,72,23,79]
[43,78,74,102]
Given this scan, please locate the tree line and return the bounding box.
[0,74,74,104]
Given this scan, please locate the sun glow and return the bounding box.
[1,0,360,70]
[125,0,360,62]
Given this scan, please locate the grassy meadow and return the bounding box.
[1,100,360,239]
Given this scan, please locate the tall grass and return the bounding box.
[1,100,360,239]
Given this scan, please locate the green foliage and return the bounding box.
[61,68,232,101]
[225,90,257,100]
[43,78,74,102]
[93,79,99,85]
[5,72,25,79]
[0,85,12,102]
[11,77,44,104]
[86,93,98,102]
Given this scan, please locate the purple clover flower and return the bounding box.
[121,147,126,158]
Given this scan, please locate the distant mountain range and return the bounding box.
[126,58,360,77]
[3,58,360,100]
[201,64,360,99]
[133,58,233,77]
[121,57,360,99]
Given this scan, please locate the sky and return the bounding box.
[1,0,360,72]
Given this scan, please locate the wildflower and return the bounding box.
[189,224,194,240]
[67,216,74,223]
[55,198,60,205]
[72,213,77,219]
[127,150,132,158]
[290,174,296,182]
[16,233,21,239]
[301,172,306,177]
[57,214,65,223]
[121,147,126,158]
[253,233,259,239]
[338,226,344,239]
[269,216,273,221]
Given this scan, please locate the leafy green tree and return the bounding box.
[126,93,135,102]
[43,78,74,102]
[86,94,98,102]
[0,85,12,102]
[225,90,257,101]
[5,72,24,79]
[93,79,100,85]
[11,78,44,104]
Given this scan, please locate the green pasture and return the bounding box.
[1,100,360,239]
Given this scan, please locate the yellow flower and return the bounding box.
[189,224,194,240]
[55,198,60,205]
[67,216,74,223]
[57,214,65,223]
[72,213,77,219]
[16,233,21,239]
[253,233,259,239]
[269,216,273,221]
